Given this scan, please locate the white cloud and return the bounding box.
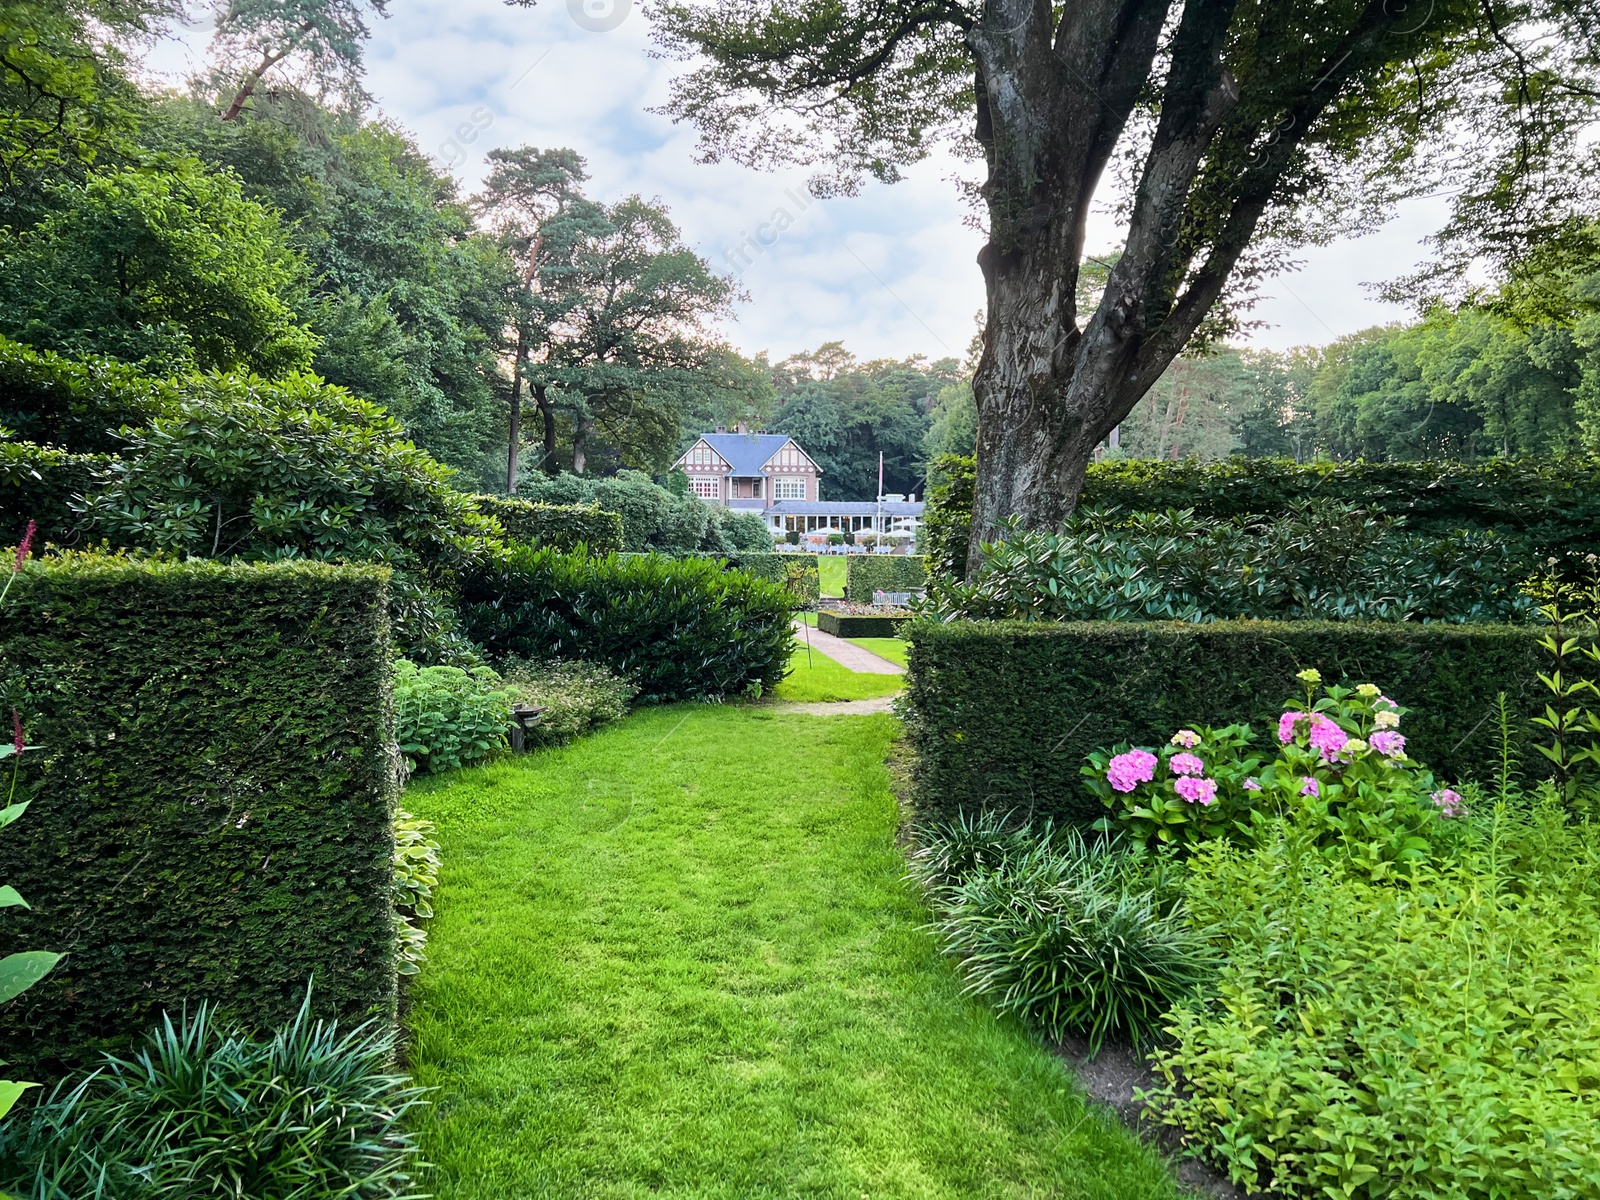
[140,0,1448,361]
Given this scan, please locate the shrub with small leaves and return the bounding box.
[498,658,636,748]
[392,659,513,774]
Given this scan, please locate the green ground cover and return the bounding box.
[772,643,903,702]
[845,636,908,667]
[817,556,846,596]
[402,706,1179,1200]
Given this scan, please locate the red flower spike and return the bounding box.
[13,519,35,573]
[11,709,23,756]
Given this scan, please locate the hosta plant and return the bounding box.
[392,810,441,976]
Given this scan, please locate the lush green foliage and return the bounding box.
[1149,802,1600,1197]
[470,494,623,555]
[844,553,927,602]
[0,555,397,1075]
[902,619,1545,827]
[1087,675,1458,879]
[912,817,1210,1053]
[402,705,1182,1198]
[727,551,820,605]
[0,162,316,377]
[497,658,635,748]
[929,505,1538,624]
[392,809,441,977]
[920,453,974,578]
[0,993,428,1198]
[460,546,795,702]
[0,441,110,550]
[392,660,513,775]
[0,335,173,453]
[517,469,759,554]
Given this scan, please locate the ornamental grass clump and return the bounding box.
[0,990,428,1199]
[915,821,1210,1053]
[1087,671,1459,878]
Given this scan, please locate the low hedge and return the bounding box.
[902,619,1546,827]
[730,552,820,605]
[0,556,399,1076]
[471,495,623,556]
[0,442,112,548]
[458,547,796,702]
[818,611,907,638]
[844,555,928,602]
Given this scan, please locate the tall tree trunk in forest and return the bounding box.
[220,20,314,120]
[533,383,558,476]
[507,333,527,494]
[572,409,594,475]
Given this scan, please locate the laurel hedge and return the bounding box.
[901,619,1546,827]
[0,442,110,548]
[0,336,173,455]
[0,556,399,1076]
[845,555,928,602]
[469,494,623,556]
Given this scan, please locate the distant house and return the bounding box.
[673,427,925,543]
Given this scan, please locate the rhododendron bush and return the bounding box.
[1084,671,1464,878]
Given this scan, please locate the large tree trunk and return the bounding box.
[533,383,558,476]
[572,410,594,475]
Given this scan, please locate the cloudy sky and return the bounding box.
[145,0,1449,364]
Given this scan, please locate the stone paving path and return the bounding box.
[793,619,903,674]
[767,697,899,716]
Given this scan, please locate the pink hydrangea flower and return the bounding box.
[1170,728,1201,748]
[1299,777,1320,797]
[1431,788,1462,818]
[1368,730,1406,759]
[1278,711,1307,744]
[1243,778,1262,791]
[1106,749,1159,793]
[1308,715,1348,762]
[1168,752,1205,777]
[1174,776,1218,805]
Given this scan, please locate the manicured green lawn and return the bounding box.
[817,555,846,596]
[845,636,908,668]
[772,643,902,702]
[403,707,1180,1200]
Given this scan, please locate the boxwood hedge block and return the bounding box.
[471,495,623,556]
[0,556,399,1076]
[844,555,928,603]
[903,619,1547,827]
[818,611,907,638]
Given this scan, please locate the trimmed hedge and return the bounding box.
[818,611,907,637]
[0,556,399,1075]
[471,495,624,556]
[0,442,111,548]
[729,552,821,605]
[926,454,1600,561]
[845,555,928,602]
[458,547,796,702]
[902,620,1546,827]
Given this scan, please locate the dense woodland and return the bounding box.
[2,1,1598,508]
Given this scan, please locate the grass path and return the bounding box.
[403,707,1182,1200]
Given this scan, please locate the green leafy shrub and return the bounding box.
[845,554,928,602]
[902,619,1546,828]
[1085,674,1457,877]
[470,494,624,555]
[916,822,1210,1053]
[0,335,175,454]
[0,442,112,548]
[0,992,427,1198]
[927,505,1538,624]
[392,660,513,774]
[392,810,441,977]
[730,552,821,605]
[0,555,398,1075]
[926,453,1600,564]
[712,506,772,550]
[517,469,740,554]
[1148,811,1600,1197]
[459,546,796,703]
[498,658,636,748]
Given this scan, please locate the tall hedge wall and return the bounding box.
[903,620,1546,827]
[471,494,624,556]
[845,555,928,602]
[729,552,821,605]
[0,556,399,1075]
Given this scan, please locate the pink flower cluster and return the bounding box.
[1431,788,1462,818]
[1300,777,1320,797]
[1278,711,1305,744]
[1175,775,1217,805]
[1368,729,1406,759]
[1107,749,1158,793]
[1307,715,1348,762]
[1170,729,1201,748]
[1169,752,1205,777]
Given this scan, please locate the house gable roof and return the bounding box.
[697,432,790,476]
[674,437,731,472]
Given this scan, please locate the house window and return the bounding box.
[691,477,719,499]
[774,478,806,501]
